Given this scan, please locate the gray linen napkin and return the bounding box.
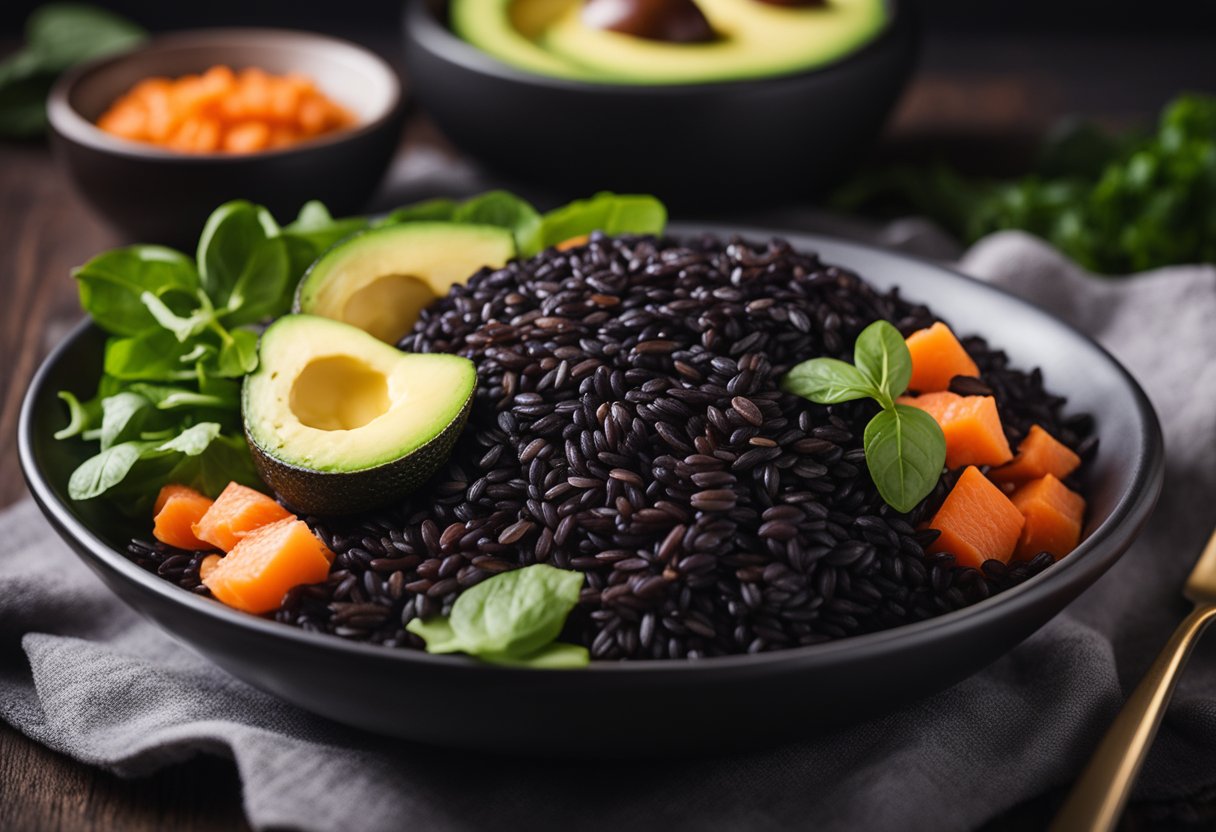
[2,231,1214,832]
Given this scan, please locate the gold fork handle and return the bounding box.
[1051,604,1216,832]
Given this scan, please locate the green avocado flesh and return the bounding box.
[243,315,476,515]
[295,222,515,344]
[452,0,887,84]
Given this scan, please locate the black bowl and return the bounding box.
[48,29,406,245]
[19,228,1162,755]
[402,1,917,208]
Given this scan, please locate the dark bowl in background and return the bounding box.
[48,29,406,245]
[402,0,917,208]
[19,228,1163,756]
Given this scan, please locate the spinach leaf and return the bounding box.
[104,329,200,381]
[68,440,161,501]
[407,565,587,667]
[780,358,875,405]
[139,289,217,342]
[451,191,543,254]
[537,192,667,251]
[211,328,260,378]
[98,391,152,450]
[74,246,199,336]
[54,390,99,440]
[156,421,222,455]
[196,200,281,313]
[221,234,290,326]
[852,319,913,407]
[863,405,947,514]
[379,198,460,226]
[127,380,239,413]
[282,201,369,276]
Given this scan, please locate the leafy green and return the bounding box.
[0,4,145,138]
[73,246,199,336]
[407,564,588,668]
[380,190,544,254]
[281,201,369,277]
[536,192,668,252]
[834,94,1216,273]
[782,321,947,514]
[67,440,159,501]
[863,405,948,514]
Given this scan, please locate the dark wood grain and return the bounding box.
[1,27,1213,832]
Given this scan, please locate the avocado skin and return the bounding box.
[246,389,474,517]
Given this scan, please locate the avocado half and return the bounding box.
[454,0,888,85]
[243,315,477,516]
[294,222,515,344]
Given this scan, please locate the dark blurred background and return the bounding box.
[3,0,1216,34]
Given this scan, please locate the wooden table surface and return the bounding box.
[1,27,1213,832]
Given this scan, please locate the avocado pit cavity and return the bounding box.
[340,273,438,345]
[289,355,391,432]
[581,0,717,43]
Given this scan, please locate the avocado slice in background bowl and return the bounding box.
[243,315,476,516]
[295,221,516,344]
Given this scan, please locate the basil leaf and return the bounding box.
[196,200,280,312]
[781,357,876,404]
[448,564,583,657]
[863,405,947,514]
[481,643,590,669]
[98,391,152,450]
[54,390,99,440]
[405,617,465,653]
[104,330,199,381]
[74,246,199,336]
[538,192,667,251]
[452,190,542,254]
[853,320,913,406]
[157,422,222,455]
[67,440,160,500]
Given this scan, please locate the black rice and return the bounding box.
[125,234,1091,660]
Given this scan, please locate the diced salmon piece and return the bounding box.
[1011,474,1086,560]
[898,391,1013,470]
[927,466,1025,568]
[990,424,1082,487]
[192,482,292,552]
[905,322,981,393]
[202,517,333,614]
[152,484,214,550]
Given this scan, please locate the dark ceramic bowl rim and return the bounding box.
[19,227,1163,676]
[47,27,403,164]
[405,0,909,95]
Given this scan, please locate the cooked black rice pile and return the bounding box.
[126,234,1094,660]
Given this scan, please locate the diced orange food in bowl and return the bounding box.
[199,553,223,582]
[152,484,214,550]
[898,391,1013,470]
[927,466,1025,568]
[990,424,1082,487]
[202,518,334,614]
[1011,474,1086,560]
[95,65,356,154]
[192,482,293,552]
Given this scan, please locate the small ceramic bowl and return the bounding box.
[402,0,917,208]
[48,28,405,244]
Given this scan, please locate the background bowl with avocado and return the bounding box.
[403,0,917,208]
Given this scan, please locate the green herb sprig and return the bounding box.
[408,564,589,668]
[782,321,947,513]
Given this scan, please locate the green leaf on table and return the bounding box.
[781,358,875,405]
[863,404,947,514]
[536,192,667,252]
[98,391,152,450]
[852,320,913,406]
[74,246,199,336]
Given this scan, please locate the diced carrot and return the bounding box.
[905,322,981,393]
[152,485,215,551]
[990,424,1082,487]
[199,554,222,582]
[202,517,333,614]
[193,118,222,152]
[556,234,590,251]
[192,482,292,552]
[97,103,147,140]
[927,466,1025,568]
[1010,474,1086,560]
[296,97,329,135]
[898,391,1013,470]
[223,121,271,153]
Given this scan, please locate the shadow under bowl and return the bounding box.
[19,228,1162,756]
[402,0,918,208]
[48,28,406,245]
